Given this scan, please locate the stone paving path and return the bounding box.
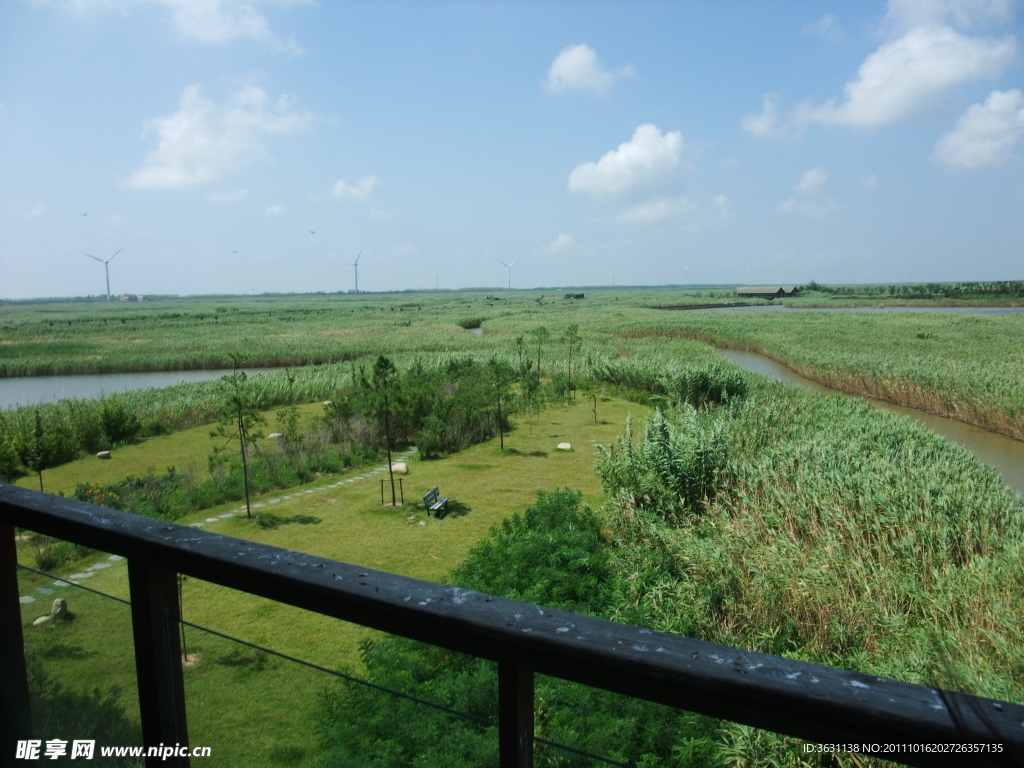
[18,448,417,603]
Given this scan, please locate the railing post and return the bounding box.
[1,522,33,757]
[127,559,190,768]
[498,664,534,768]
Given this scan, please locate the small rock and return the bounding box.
[267,432,283,439]
[557,442,572,451]
[35,597,70,626]
[96,451,111,460]
[323,400,333,406]
[391,462,408,474]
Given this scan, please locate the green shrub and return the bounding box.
[33,536,92,573]
[595,408,728,524]
[317,489,712,768]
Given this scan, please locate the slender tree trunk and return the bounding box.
[238,405,252,518]
[497,390,504,450]
[384,395,396,506]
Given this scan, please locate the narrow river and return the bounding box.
[718,349,1024,494]
[0,368,284,410]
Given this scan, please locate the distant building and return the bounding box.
[118,294,146,302]
[735,286,799,299]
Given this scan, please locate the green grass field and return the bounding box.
[17,393,650,767]
[6,289,1024,766]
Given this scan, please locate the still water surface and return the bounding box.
[3,346,1021,494]
[0,369,281,410]
[718,349,1024,494]
[734,305,1024,314]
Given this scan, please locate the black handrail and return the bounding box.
[2,483,1022,768]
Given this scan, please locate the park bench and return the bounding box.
[423,487,449,517]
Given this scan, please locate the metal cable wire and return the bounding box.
[16,561,636,767]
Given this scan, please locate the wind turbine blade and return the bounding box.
[85,253,103,263]
[354,250,362,266]
[107,249,123,263]
[496,259,509,268]
[508,261,519,268]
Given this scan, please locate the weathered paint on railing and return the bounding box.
[2,483,1022,768]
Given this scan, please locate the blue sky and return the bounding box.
[1,0,1022,299]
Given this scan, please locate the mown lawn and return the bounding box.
[17,393,649,767]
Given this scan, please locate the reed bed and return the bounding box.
[602,380,1024,705]
[615,309,1024,440]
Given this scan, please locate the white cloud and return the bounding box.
[780,168,835,217]
[801,26,1016,128]
[40,0,308,51]
[126,85,313,190]
[545,233,574,253]
[934,88,1024,169]
[796,167,828,192]
[568,124,683,196]
[332,175,379,201]
[741,94,794,140]
[544,44,634,96]
[861,173,880,188]
[264,203,286,215]
[159,0,307,50]
[803,14,842,41]
[207,188,248,203]
[24,203,44,218]
[744,0,1017,138]
[614,196,691,223]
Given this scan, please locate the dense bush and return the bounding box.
[595,407,728,524]
[317,489,715,768]
[586,357,747,408]
[1,398,141,482]
[600,386,1024,759]
[63,356,519,523]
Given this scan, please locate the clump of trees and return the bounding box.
[803,280,1024,301]
[316,489,715,768]
[0,397,141,484]
[70,355,520,523]
[595,407,728,525]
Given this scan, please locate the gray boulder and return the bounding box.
[34,597,70,626]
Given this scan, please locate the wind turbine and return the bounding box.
[744,269,751,285]
[85,249,122,301]
[352,251,362,293]
[682,266,689,288]
[496,259,518,290]
[610,267,616,287]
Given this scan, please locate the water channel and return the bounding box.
[734,305,1024,314]
[0,369,282,411]
[3,314,1020,494]
[718,349,1024,494]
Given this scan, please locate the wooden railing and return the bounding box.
[2,482,1022,768]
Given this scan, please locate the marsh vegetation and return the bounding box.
[7,288,1022,766]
